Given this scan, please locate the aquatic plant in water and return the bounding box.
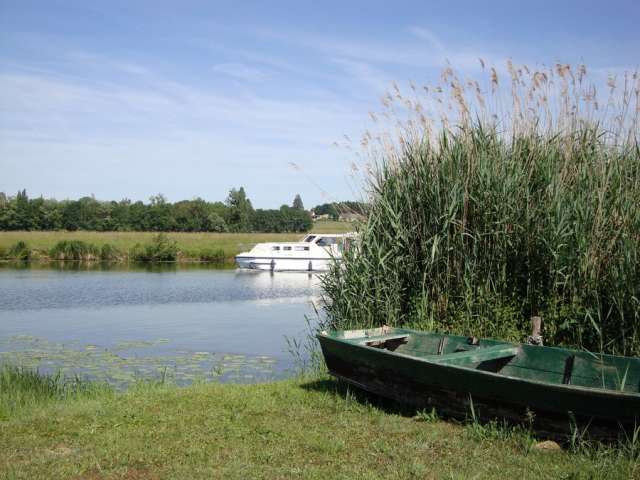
[0,335,280,389]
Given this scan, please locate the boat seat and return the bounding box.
[364,335,409,351]
[428,344,520,371]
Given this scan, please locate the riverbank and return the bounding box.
[0,221,353,264]
[1,372,636,479]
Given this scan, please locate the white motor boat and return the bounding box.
[235,233,355,272]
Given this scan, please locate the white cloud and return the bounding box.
[0,63,367,205]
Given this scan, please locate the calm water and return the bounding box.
[0,264,323,386]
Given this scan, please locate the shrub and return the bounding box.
[8,241,31,260]
[131,233,178,262]
[99,243,121,262]
[49,240,99,261]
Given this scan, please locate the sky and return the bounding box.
[1,1,638,208]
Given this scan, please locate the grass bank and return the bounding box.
[1,366,636,479]
[0,221,353,264]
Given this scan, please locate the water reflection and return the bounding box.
[0,266,323,386]
[0,260,235,272]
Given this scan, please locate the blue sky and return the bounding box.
[1,1,638,208]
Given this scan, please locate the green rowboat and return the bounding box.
[317,327,640,437]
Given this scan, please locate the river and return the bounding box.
[0,264,323,387]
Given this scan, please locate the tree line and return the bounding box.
[0,188,313,233]
[311,201,366,220]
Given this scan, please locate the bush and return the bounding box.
[198,248,226,264]
[323,62,640,356]
[99,243,121,262]
[8,241,31,260]
[49,240,99,261]
[131,233,178,262]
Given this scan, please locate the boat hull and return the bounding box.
[235,255,333,272]
[318,330,640,438]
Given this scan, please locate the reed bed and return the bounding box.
[49,240,101,261]
[0,364,106,418]
[323,62,640,355]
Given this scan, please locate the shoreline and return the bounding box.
[0,223,354,265]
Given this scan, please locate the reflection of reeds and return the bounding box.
[324,62,640,356]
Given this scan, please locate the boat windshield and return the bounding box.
[316,236,338,246]
[303,235,316,243]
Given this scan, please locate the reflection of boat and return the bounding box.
[235,233,356,272]
[317,326,640,438]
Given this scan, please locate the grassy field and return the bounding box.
[0,221,354,262]
[1,369,636,480]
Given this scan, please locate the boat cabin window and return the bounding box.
[283,246,292,251]
[271,246,280,251]
[316,236,338,247]
[303,235,316,243]
[294,246,310,251]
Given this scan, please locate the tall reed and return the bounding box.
[323,63,640,355]
[49,240,100,261]
[0,364,106,417]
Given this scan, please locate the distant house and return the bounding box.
[338,212,365,222]
[310,209,330,221]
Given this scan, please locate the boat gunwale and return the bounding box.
[317,330,640,399]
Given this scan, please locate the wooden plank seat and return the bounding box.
[428,344,520,372]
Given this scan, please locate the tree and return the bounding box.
[292,194,304,210]
[207,213,228,232]
[14,189,33,230]
[225,187,254,231]
[312,202,338,220]
[147,194,173,231]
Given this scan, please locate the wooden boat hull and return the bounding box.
[317,328,640,437]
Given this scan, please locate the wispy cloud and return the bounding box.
[212,62,270,82]
[407,26,446,55]
[0,68,365,144]
[0,62,360,203]
[330,58,393,94]
[3,1,634,205]
[251,26,448,68]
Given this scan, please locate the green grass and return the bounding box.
[0,369,636,479]
[0,222,354,263]
[0,364,109,420]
